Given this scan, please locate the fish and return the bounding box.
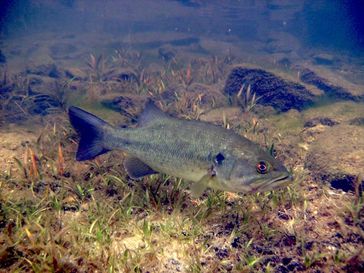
[68,101,292,197]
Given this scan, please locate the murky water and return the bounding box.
[0,1,363,272]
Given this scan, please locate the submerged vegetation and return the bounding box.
[236,84,261,113]
[1,35,364,272]
[1,134,362,272]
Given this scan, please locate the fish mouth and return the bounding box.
[250,173,292,192]
[272,173,292,185]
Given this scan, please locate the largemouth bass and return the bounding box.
[69,101,292,196]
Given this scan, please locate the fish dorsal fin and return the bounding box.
[124,156,158,179]
[138,100,169,126]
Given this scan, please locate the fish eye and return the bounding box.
[256,161,269,174]
[214,153,225,165]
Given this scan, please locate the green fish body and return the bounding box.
[69,101,292,196]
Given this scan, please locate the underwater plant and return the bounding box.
[86,54,111,82]
[236,84,261,113]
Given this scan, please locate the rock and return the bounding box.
[214,247,229,260]
[199,107,242,124]
[65,67,87,80]
[224,66,317,112]
[26,94,62,115]
[26,75,61,95]
[164,258,183,272]
[349,117,364,126]
[277,57,291,67]
[275,265,289,273]
[26,64,64,79]
[305,125,364,192]
[49,43,77,59]
[0,128,38,174]
[304,117,339,128]
[281,257,292,265]
[48,65,63,78]
[298,67,364,101]
[101,94,148,123]
[277,211,290,221]
[312,53,336,66]
[105,68,139,83]
[303,101,364,124]
[28,75,45,86]
[287,261,305,271]
[281,234,296,247]
[0,246,20,268]
[231,237,241,248]
[0,50,6,63]
[158,46,177,62]
[263,32,300,54]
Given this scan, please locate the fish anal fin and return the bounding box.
[124,156,158,179]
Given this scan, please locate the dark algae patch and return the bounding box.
[224,67,317,112]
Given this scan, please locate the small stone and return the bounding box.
[224,222,235,233]
[231,237,240,248]
[214,247,229,260]
[26,64,64,78]
[299,67,363,101]
[106,185,118,197]
[261,255,280,267]
[313,53,336,65]
[106,68,139,83]
[158,46,177,62]
[304,241,314,250]
[276,265,289,273]
[282,235,296,247]
[277,211,290,221]
[349,117,364,126]
[287,261,305,271]
[65,67,87,80]
[304,117,339,128]
[282,257,292,265]
[48,64,63,78]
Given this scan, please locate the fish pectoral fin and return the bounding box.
[190,175,212,198]
[124,156,158,179]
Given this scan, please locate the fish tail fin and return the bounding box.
[68,106,112,161]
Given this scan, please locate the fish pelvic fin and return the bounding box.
[124,156,158,179]
[190,175,212,198]
[68,106,112,161]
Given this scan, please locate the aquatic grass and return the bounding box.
[236,84,261,113]
[52,77,77,110]
[1,63,363,272]
[86,53,110,82]
[198,55,233,84]
[112,48,143,71]
[0,153,361,272]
